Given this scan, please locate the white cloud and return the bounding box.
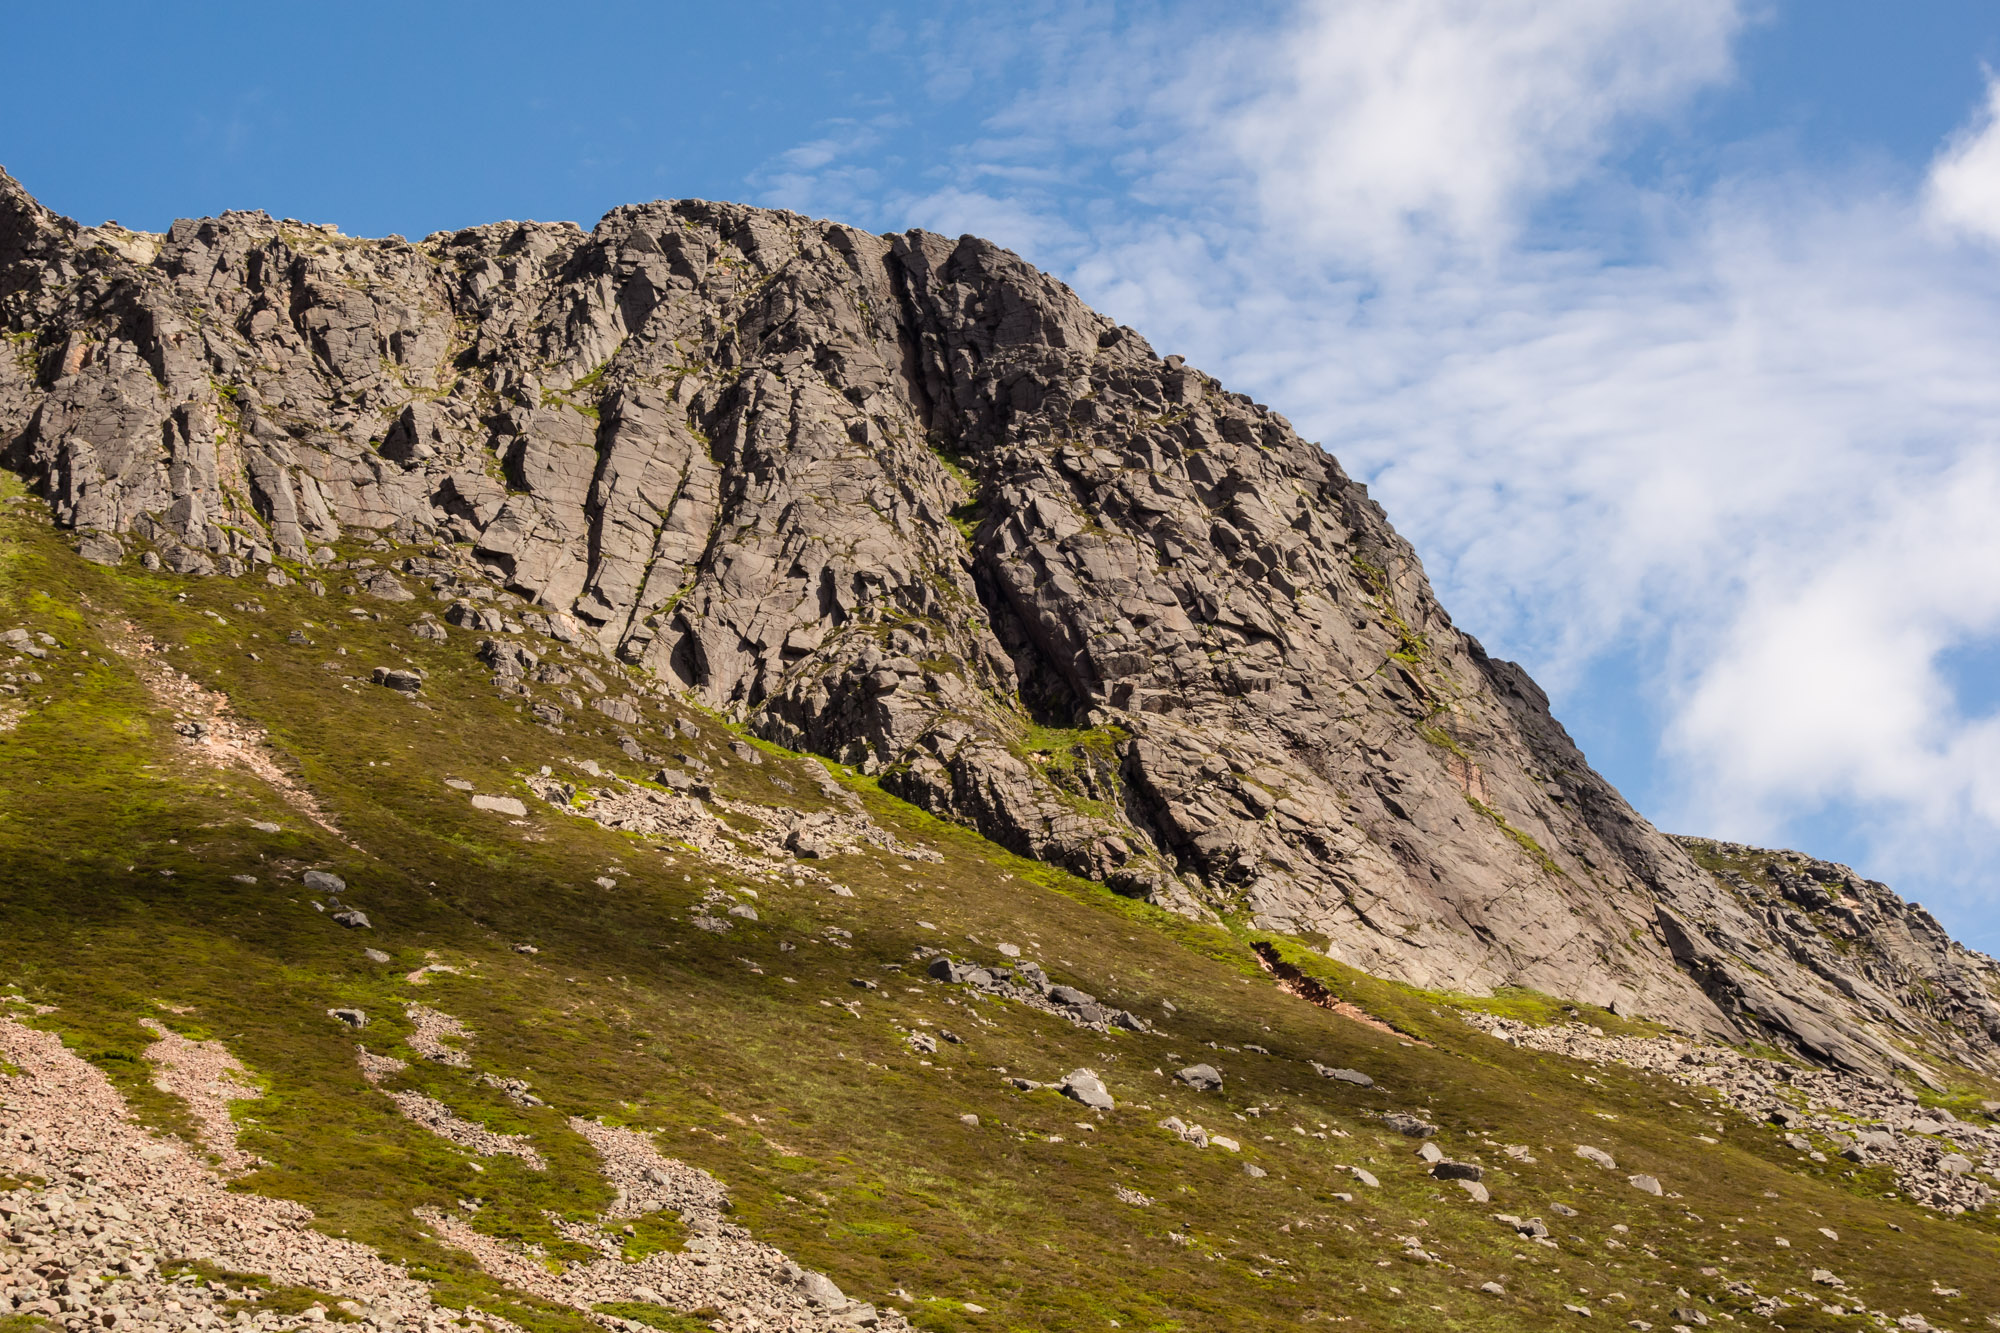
[1213,0,1742,261]
[1927,71,2000,246]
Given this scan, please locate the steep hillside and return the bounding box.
[1,477,1999,1332]
[1,171,1992,1084]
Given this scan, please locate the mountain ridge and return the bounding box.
[0,167,1994,1086]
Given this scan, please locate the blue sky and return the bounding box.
[11,1,2000,950]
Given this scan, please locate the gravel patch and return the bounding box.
[388,1093,545,1170]
[404,1005,471,1068]
[0,1014,497,1331]
[138,1018,263,1176]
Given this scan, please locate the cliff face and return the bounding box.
[2,169,1993,1078]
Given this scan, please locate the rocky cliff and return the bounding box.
[1,168,1993,1081]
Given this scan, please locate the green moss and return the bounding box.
[1350,553,1429,666]
[925,436,978,503]
[160,1261,360,1321]
[1415,722,1468,761]
[591,1302,717,1331]
[1466,795,1562,876]
[1011,722,1127,821]
[618,1210,689,1261]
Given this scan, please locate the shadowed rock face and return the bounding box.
[2,169,1993,1078]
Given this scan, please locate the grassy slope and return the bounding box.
[0,487,1996,1333]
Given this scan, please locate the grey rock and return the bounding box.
[327,1008,367,1028]
[1627,1174,1663,1195]
[358,571,414,602]
[302,869,346,893]
[596,696,643,725]
[447,600,505,632]
[331,910,370,929]
[783,1263,846,1308]
[1382,1112,1437,1138]
[927,958,976,983]
[363,948,391,963]
[1047,985,1096,1008]
[1241,1162,1267,1178]
[471,794,527,816]
[1431,1160,1483,1182]
[1575,1144,1617,1170]
[651,767,712,799]
[1174,1063,1223,1092]
[1311,1063,1375,1087]
[77,533,123,565]
[1058,1068,1114,1110]
[478,638,538,679]
[370,666,423,692]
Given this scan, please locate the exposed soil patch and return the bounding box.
[1252,942,1433,1046]
[111,624,345,838]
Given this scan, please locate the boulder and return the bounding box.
[370,666,424,692]
[1312,1063,1375,1087]
[77,533,123,565]
[927,957,976,983]
[472,794,528,816]
[1058,1069,1114,1110]
[1174,1063,1223,1092]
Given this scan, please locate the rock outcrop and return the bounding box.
[2,168,1994,1079]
